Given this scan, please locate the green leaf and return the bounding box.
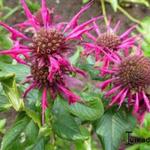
[25,107,41,128]
[1,113,39,150]
[0,62,30,82]
[26,0,40,12]
[122,0,149,7]
[26,137,45,150]
[0,73,24,111]
[0,94,12,111]
[96,109,131,150]
[137,17,150,56]
[110,0,118,12]
[0,115,30,150]
[0,118,6,134]
[82,0,90,4]
[78,63,100,80]
[61,92,104,121]
[0,34,12,49]
[0,55,12,64]
[52,97,90,140]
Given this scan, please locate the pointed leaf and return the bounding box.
[0,73,24,111]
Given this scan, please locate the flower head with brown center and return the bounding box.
[83,20,137,76]
[31,28,66,55]
[0,0,96,124]
[99,52,150,124]
[96,32,121,51]
[116,55,150,91]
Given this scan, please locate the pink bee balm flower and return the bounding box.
[0,0,100,66]
[99,52,150,124]
[0,0,96,124]
[83,19,137,75]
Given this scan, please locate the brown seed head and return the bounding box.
[31,28,65,55]
[96,32,121,50]
[117,56,150,91]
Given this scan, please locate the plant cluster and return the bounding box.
[0,0,150,150]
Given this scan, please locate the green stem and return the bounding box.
[117,5,141,25]
[2,6,21,21]
[101,0,108,26]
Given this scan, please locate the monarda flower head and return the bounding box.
[99,51,150,124]
[0,0,97,124]
[83,19,137,75]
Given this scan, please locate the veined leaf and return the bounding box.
[0,94,12,111]
[52,97,90,140]
[1,114,39,150]
[96,109,131,150]
[0,73,24,111]
[0,62,30,82]
[61,92,104,121]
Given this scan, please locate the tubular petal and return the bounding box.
[120,25,136,39]
[109,89,126,106]
[133,93,139,113]
[0,21,29,40]
[105,85,121,97]
[23,82,37,98]
[142,91,150,112]
[63,0,94,32]
[58,85,80,104]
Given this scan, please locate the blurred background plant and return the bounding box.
[0,0,150,150]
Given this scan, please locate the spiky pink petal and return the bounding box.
[66,27,94,40]
[120,25,136,39]
[142,91,150,112]
[113,20,121,32]
[133,93,139,113]
[99,78,116,90]
[23,82,37,98]
[58,85,80,104]
[105,85,121,97]
[0,21,29,40]
[93,21,100,36]
[48,56,60,82]
[41,0,49,27]
[109,89,126,106]
[118,89,128,107]
[68,16,102,37]
[63,0,94,32]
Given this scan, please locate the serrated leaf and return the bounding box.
[25,107,41,128]
[0,94,12,111]
[96,109,131,150]
[0,115,30,150]
[26,137,45,150]
[0,62,30,82]
[0,73,24,111]
[1,113,39,150]
[52,98,90,140]
[61,92,104,121]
